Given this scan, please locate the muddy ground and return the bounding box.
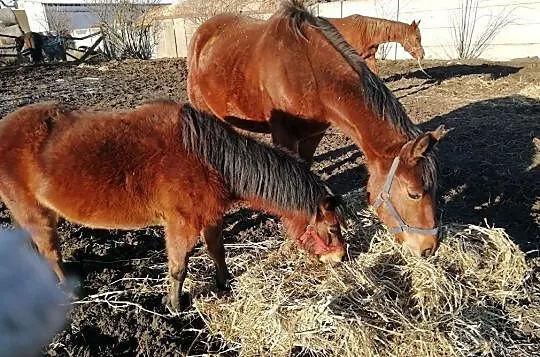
[1,58,539,355]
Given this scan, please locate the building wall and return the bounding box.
[18,0,49,32]
[153,12,271,59]
[313,0,540,61]
[17,0,172,32]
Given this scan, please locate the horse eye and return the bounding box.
[407,190,423,201]
[328,226,339,235]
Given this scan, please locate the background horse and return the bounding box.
[187,0,448,258]
[20,32,67,63]
[0,101,346,311]
[329,15,424,74]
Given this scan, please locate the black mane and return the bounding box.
[278,1,438,191]
[180,103,340,215]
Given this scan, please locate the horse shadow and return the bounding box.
[421,95,539,251]
[313,138,368,195]
[383,63,522,83]
[383,64,522,101]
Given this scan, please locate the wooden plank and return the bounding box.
[77,35,103,63]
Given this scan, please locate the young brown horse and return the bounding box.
[187,0,449,258]
[0,101,346,311]
[329,15,424,74]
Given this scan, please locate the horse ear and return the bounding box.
[317,196,348,228]
[318,196,335,213]
[408,125,451,164]
[317,196,339,220]
[431,124,452,141]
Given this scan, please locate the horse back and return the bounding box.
[188,10,347,124]
[187,14,273,120]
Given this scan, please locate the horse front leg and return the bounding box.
[298,130,327,166]
[201,219,231,290]
[269,111,300,154]
[269,111,329,164]
[164,221,199,312]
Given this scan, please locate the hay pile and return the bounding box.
[518,84,540,100]
[194,189,538,356]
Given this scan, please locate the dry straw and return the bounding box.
[194,188,537,356]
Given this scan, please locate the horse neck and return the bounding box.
[333,103,409,164]
[351,16,411,48]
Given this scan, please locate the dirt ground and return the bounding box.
[0,57,539,355]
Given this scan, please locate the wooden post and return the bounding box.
[395,0,400,60]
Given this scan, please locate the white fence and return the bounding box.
[313,0,540,60]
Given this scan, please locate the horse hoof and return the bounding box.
[216,278,232,291]
[163,292,192,312]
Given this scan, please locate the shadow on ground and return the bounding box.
[423,95,539,251]
[383,63,522,83]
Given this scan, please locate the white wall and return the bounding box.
[70,27,102,49]
[314,0,540,61]
[17,0,173,33]
[18,0,49,32]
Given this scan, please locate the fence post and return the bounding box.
[172,20,178,58]
[394,0,400,60]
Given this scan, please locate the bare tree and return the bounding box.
[179,0,264,26]
[451,0,514,59]
[44,5,73,36]
[374,0,393,60]
[91,0,160,60]
[0,0,17,8]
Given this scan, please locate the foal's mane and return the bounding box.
[180,103,338,216]
[276,1,438,191]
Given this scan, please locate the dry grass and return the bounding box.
[519,84,540,100]
[194,189,537,356]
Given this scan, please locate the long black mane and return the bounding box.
[277,0,438,192]
[180,103,338,216]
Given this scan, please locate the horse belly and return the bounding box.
[36,177,160,230]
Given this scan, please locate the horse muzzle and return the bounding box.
[297,225,345,263]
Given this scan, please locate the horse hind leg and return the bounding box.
[0,189,65,283]
[201,219,231,290]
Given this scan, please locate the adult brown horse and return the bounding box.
[0,100,346,311]
[188,0,449,258]
[328,15,424,74]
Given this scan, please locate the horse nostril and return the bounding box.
[421,248,432,258]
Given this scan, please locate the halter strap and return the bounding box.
[373,157,438,236]
[297,225,341,255]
